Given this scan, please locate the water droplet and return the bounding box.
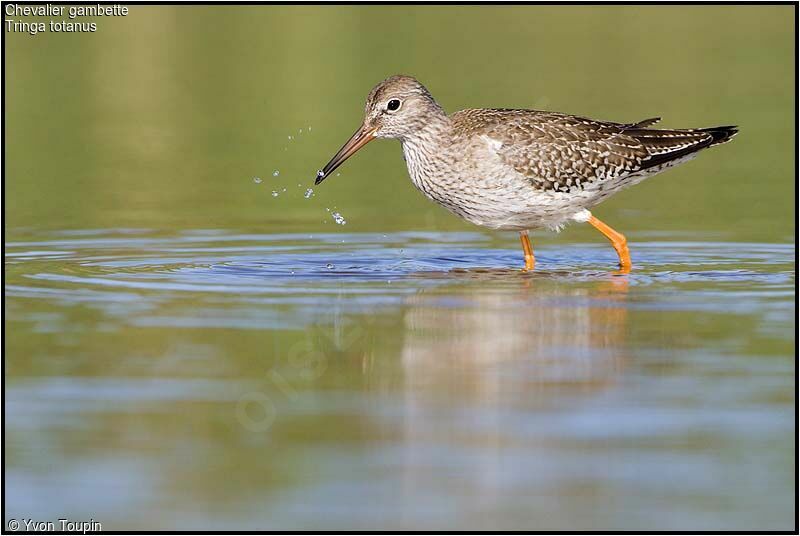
[271,190,279,197]
[304,188,314,199]
[326,263,334,270]
[308,126,312,132]
[273,170,280,177]
[288,135,294,140]
[282,188,287,192]
[331,212,346,225]
[299,129,303,134]
[253,177,262,184]
[335,172,341,177]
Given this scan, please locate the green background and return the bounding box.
[5,5,795,242]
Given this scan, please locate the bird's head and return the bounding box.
[315,75,444,185]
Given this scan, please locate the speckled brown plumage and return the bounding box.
[451,109,737,193]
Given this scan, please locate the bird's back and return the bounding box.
[450,108,737,193]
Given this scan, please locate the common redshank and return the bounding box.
[314,75,737,272]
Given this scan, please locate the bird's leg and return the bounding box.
[587,215,631,272]
[519,230,535,271]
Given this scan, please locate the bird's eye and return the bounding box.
[387,99,401,111]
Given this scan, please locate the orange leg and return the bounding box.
[519,230,535,271]
[587,215,631,272]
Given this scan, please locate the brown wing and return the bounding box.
[452,109,737,192]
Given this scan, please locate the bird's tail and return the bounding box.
[697,125,739,146]
[625,124,739,171]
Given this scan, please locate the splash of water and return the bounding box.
[304,188,314,199]
[253,177,262,184]
[331,212,346,225]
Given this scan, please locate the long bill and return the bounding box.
[314,124,377,185]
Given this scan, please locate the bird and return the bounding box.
[313,75,737,272]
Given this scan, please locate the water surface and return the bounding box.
[5,230,795,530]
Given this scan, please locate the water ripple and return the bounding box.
[5,229,795,330]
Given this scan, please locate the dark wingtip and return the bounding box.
[314,170,326,185]
[705,125,739,145]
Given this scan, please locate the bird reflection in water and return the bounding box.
[401,272,630,398]
[395,273,631,524]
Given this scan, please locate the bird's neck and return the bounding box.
[401,114,455,194]
[401,112,452,159]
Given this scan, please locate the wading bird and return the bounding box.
[314,75,737,272]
